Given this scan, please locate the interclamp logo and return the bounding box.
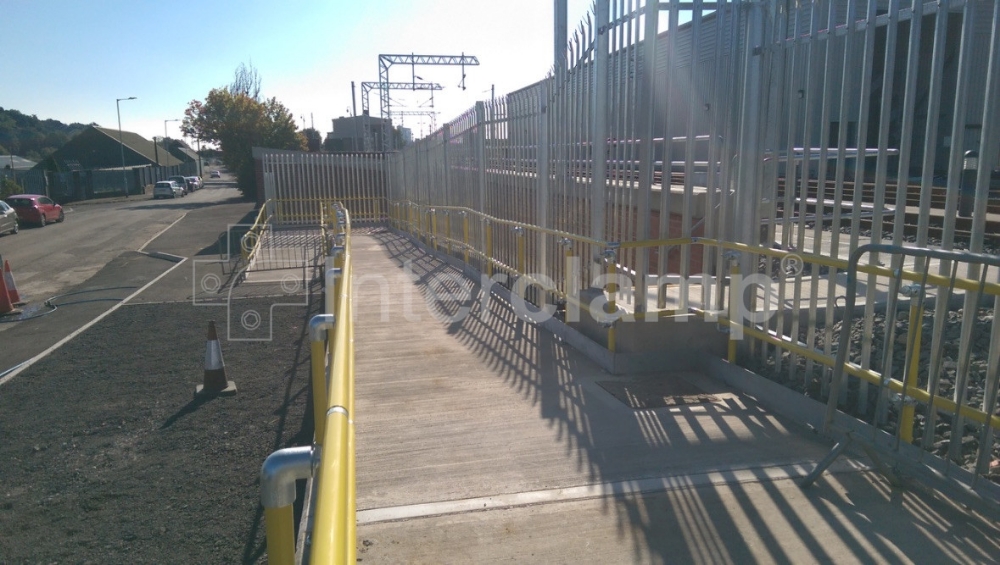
[191,224,309,342]
[352,253,807,341]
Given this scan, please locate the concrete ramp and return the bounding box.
[349,229,1000,564]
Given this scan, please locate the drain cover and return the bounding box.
[597,378,718,409]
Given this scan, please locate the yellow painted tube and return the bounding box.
[900,302,923,443]
[264,505,295,565]
[445,213,452,254]
[516,234,526,275]
[485,223,493,277]
[727,262,740,363]
[345,420,356,565]
[309,413,350,562]
[564,247,574,298]
[606,256,617,354]
[463,215,470,264]
[311,340,328,445]
[431,212,439,251]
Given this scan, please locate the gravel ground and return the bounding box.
[0,294,319,564]
[752,228,1000,483]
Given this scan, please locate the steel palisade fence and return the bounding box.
[254,1,1000,561]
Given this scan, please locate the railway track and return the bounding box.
[774,179,1000,244]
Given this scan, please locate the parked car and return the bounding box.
[210,170,221,178]
[167,175,192,194]
[153,180,185,199]
[0,200,18,235]
[5,194,63,227]
[185,176,202,191]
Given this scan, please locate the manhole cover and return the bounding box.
[597,378,718,409]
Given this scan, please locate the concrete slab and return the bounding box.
[357,470,1000,564]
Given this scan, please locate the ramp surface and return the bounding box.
[349,229,1000,563]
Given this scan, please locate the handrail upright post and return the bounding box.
[899,299,923,443]
[309,314,336,444]
[261,446,314,565]
[605,247,618,354]
[485,220,494,277]
[431,209,439,251]
[726,253,740,363]
[445,210,452,255]
[515,226,526,276]
[462,212,470,264]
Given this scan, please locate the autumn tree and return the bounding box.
[181,64,303,199]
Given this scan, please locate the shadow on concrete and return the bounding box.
[359,228,1000,564]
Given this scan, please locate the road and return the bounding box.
[0,180,256,375]
[0,182,240,303]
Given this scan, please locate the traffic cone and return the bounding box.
[195,321,237,396]
[0,267,20,316]
[4,260,24,306]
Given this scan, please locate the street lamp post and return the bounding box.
[164,118,180,139]
[164,118,181,175]
[116,96,137,197]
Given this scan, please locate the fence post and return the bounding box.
[462,212,470,265]
[959,150,978,217]
[476,102,488,214]
[591,0,609,246]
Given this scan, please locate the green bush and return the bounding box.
[1,177,23,199]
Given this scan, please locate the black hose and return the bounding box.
[0,285,139,323]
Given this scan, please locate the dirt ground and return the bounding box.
[0,294,319,564]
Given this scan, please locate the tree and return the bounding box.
[1,177,23,199]
[181,63,304,199]
[302,128,322,152]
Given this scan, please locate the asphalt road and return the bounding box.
[0,182,239,302]
[0,181,257,377]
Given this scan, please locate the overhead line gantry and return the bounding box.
[378,53,479,150]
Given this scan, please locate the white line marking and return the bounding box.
[355,459,870,525]
[138,213,187,253]
[0,258,188,388]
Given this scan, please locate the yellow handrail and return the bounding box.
[310,204,356,564]
[242,200,272,264]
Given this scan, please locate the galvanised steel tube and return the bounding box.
[310,314,336,444]
[260,446,315,565]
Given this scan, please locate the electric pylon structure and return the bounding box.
[394,110,440,134]
[378,53,479,150]
[359,81,443,151]
[361,81,443,115]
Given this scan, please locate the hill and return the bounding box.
[0,107,93,162]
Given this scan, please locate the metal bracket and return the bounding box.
[898,284,926,298]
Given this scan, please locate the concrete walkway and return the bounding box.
[350,229,1000,564]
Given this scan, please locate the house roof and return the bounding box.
[164,139,200,163]
[93,126,183,167]
[0,155,38,170]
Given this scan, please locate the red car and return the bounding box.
[4,194,64,227]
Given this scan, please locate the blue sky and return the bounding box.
[2,0,593,144]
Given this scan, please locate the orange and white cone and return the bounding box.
[0,266,19,316]
[4,260,24,306]
[196,321,237,396]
